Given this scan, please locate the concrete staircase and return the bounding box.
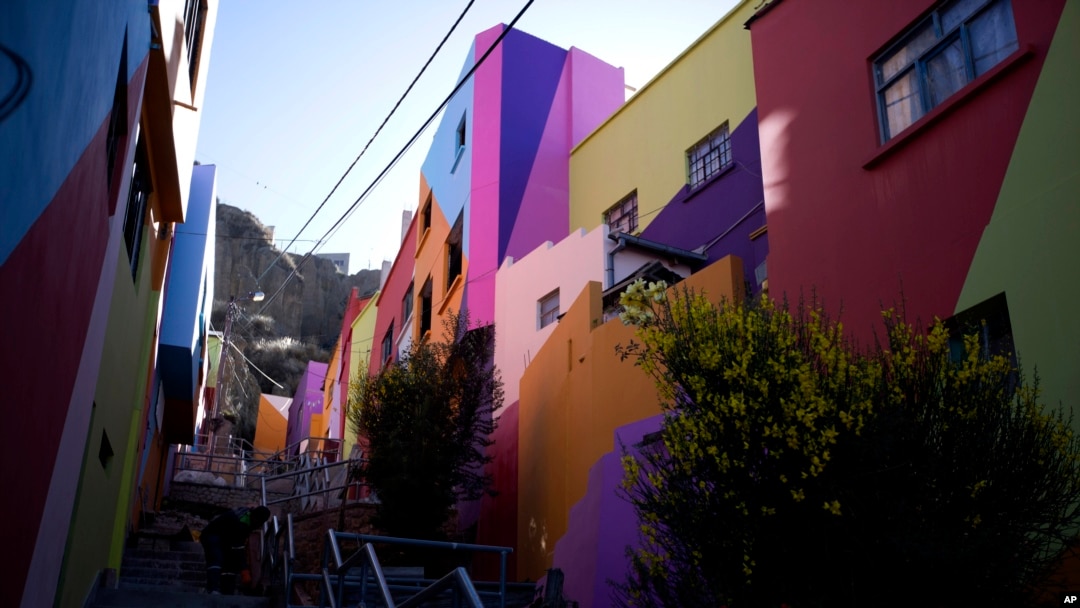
[87,511,273,608]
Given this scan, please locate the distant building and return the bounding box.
[317,252,350,274]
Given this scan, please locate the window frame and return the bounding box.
[538,289,560,330]
[873,0,1018,142]
[452,112,467,173]
[686,122,733,190]
[402,282,414,328]
[604,190,639,235]
[381,322,394,366]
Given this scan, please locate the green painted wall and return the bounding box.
[957,0,1080,423]
[58,243,159,607]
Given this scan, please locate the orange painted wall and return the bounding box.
[253,396,288,455]
[414,178,468,342]
[517,255,744,579]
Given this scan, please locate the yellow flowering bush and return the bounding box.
[613,283,1080,608]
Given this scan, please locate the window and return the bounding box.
[421,193,432,234]
[446,213,463,291]
[183,0,208,87]
[605,190,638,235]
[539,289,560,329]
[452,113,467,173]
[420,278,433,337]
[105,35,128,189]
[687,123,732,189]
[943,292,1016,367]
[123,131,153,281]
[875,0,1018,141]
[402,282,414,324]
[381,322,394,366]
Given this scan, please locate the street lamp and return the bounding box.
[207,290,264,455]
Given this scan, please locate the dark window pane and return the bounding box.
[883,69,922,138]
[879,21,937,82]
[927,38,968,106]
[941,0,984,32]
[970,0,1019,75]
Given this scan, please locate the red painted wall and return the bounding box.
[368,215,417,378]
[475,400,518,581]
[750,0,1065,340]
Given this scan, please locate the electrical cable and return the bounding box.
[255,0,478,286]
[257,0,536,315]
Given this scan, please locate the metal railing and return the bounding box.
[173,435,345,489]
[322,530,516,608]
[260,455,369,513]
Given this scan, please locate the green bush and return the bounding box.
[614,281,1080,607]
[347,311,503,540]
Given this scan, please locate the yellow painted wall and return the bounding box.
[59,233,162,607]
[345,296,378,456]
[517,256,745,579]
[568,0,759,235]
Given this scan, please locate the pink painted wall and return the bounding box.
[494,227,607,408]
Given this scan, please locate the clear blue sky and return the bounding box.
[195,0,739,276]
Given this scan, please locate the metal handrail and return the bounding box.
[324,530,485,608]
[333,532,512,607]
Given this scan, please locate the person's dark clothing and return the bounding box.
[200,507,267,594]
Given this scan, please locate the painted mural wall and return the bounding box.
[517,256,745,582]
[748,0,1077,414]
[1,1,219,605]
[287,361,328,454]
[254,394,292,455]
[568,0,764,281]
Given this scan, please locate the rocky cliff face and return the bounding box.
[213,203,380,349]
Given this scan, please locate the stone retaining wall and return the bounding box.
[169,481,262,510]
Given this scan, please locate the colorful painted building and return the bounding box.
[408,23,626,540]
[286,361,329,455]
[253,394,292,455]
[476,2,768,596]
[1,1,219,605]
[405,24,625,342]
[569,0,768,291]
[747,0,1078,416]
[516,258,745,593]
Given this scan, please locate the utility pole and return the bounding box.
[207,291,264,469]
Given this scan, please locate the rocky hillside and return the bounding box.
[213,203,380,349]
[210,203,380,443]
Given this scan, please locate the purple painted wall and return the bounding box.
[639,108,768,292]
[551,415,664,608]
[287,361,328,454]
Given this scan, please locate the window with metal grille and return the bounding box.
[874,0,1018,141]
[538,289,560,329]
[687,123,732,189]
[183,0,207,87]
[605,190,638,235]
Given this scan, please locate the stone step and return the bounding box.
[120,566,206,584]
[92,585,270,608]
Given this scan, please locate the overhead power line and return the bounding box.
[257,0,536,315]
[256,0,478,286]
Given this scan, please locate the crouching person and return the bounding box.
[200,505,271,595]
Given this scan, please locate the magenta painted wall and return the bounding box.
[465,25,505,326]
